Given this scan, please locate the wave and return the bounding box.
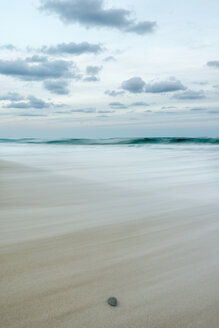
[0,137,219,145]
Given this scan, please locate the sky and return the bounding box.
[0,0,219,138]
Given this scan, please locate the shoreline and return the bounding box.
[1,158,219,327]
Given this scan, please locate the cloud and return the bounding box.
[0,57,77,81]
[3,96,51,109]
[41,42,103,55]
[97,110,113,113]
[130,102,149,107]
[121,77,186,94]
[40,0,157,35]
[173,89,205,100]
[0,44,17,51]
[104,89,125,97]
[145,79,186,93]
[190,107,206,111]
[208,110,219,114]
[193,81,208,86]
[126,21,156,35]
[26,55,48,62]
[207,60,219,68]
[83,76,99,82]
[154,110,175,115]
[98,114,110,118]
[0,92,24,101]
[17,113,48,117]
[84,65,102,82]
[162,106,177,109]
[71,108,96,113]
[121,77,145,93]
[86,65,102,75]
[104,56,116,62]
[109,102,127,109]
[44,80,70,94]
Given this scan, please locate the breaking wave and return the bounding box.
[0,137,219,145]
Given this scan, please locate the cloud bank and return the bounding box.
[121,77,146,93]
[104,89,124,97]
[0,57,76,81]
[41,42,103,55]
[44,80,70,94]
[0,92,24,101]
[0,44,17,51]
[207,60,219,68]
[109,102,127,109]
[84,65,102,82]
[173,89,205,100]
[3,96,51,109]
[40,0,156,35]
[121,77,186,93]
[145,79,186,93]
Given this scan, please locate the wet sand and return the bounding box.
[0,158,219,328]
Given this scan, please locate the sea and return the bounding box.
[1,137,219,195]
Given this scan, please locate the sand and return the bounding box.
[1,158,219,328]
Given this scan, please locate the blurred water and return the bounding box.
[1,141,219,244]
[1,141,219,196]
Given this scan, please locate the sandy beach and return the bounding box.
[1,0,219,325]
[1,143,219,328]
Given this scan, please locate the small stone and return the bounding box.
[107,297,118,307]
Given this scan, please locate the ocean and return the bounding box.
[1,137,219,145]
[1,137,219,189]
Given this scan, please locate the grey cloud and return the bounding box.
[130,102,149,107]
[173,89,205,100]
[122,77,186,94]
[72,108,96,113]
[86,65,102,75]
[26,55,48,62]
[154,110,174,115]
[190,107,206,111]
[121,77,145,93]
[18,113,48,117]
[26,96,51,109]
[162,106,177,109]
[207,60,219,68]
[109,102,127,109]
[126,21,156,35]
[83,76,99,82]
[84,65,102,82]
[208,110,219,114]
[104,56,116,62]
[98,114,109,118]
[0,57,76,81]
[145,79,186,93]
[44,80,70,94]
[40,0,157,35]
[98,110,113,113]
[0,44,17,51]
[104,89,124,97]
[4,96,51,109]
[0,92,24,101]
[41,42,103,55]
[193,81,208,85]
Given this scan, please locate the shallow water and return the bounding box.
[1,140,219,328]
[1,140,219,193]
